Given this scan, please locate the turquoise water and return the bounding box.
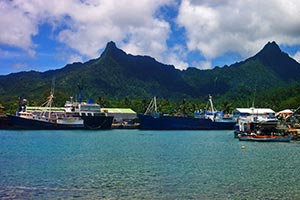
[1,130,300,199]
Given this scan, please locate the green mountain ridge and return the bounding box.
[0,41,300,111]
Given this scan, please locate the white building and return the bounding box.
[101,108,137,123]
[233,108,276,119]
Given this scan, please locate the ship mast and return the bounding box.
[40,78,55,119]
[48,78,55,119]
[208,95,215,113]
[144,96,157,114]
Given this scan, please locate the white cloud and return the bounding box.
[293,51,300,63]
[163,44,189,70]
[192,60,212,70]
[1,0,300,73]
[0,49,23,59]
[119,19,171,60]
[165,54,189,70]
[67,54,84,64]
[177,0,300,60]
[0,1,38,56]
[0,0,173,60]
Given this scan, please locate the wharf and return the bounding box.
[112,123,140,129]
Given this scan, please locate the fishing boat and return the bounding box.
[238,135,292,142]
[64,98,113,129]
[233,107,293,141]
[63,83,113,129]
[233,107,279,138]
[6,90,84,130]
[138,96,236,130]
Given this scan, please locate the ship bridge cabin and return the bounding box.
[64,101,103,116]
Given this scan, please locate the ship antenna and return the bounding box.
[252,84,257,108]
[50,78,55,97]
[78,81,83,103]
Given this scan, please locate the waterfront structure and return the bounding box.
[101,108,137,123]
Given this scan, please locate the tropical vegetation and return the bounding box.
[0,41,300,114]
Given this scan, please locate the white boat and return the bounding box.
[7,90,84,129]
[194,95,237,123]
[64,97,113,129]
[233,107,284,138]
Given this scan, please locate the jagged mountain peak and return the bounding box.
[100,41,127,59]
[265,41,280,50]
[257,41,282,56]
[105,41,117,50]
[244,40,300,81]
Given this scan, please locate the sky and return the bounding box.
[1,0,300,75]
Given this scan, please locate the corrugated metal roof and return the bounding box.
[101,108,136,114]
[235,108,275,114]
[276,109,293,114]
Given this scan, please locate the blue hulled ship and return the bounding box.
[138,96,236,130]
[138,114,236,130]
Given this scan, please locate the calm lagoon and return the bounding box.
[1,129,300,199]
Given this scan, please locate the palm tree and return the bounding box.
[221,101,233,114]
[0,103,5,116]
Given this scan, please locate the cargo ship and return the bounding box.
[138,96,236,130]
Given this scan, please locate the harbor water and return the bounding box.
[1,129,300,199]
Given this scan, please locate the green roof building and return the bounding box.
[101,108,137,123]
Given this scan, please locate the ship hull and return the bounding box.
[6,115,114,130]
[0,116,11,129]
[138,114,236,130]
[238,135,292,142]
[6,114,84,130]
[81,115,114,130]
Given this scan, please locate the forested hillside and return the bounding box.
[0,41,300,113]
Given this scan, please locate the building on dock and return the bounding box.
[233,108,276,120]
[101,108,137,123]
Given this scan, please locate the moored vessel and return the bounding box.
[233,107,293,141]
[6,91,85,130]
[238,135,292,142]
[4,80,114,130]
[64,97,113,129]
[138,96,236,130]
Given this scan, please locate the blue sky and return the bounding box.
[1,0,300,75]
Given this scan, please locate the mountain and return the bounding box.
[0,41,300,109]
[182,41,300,97]
[251,41,300,81]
